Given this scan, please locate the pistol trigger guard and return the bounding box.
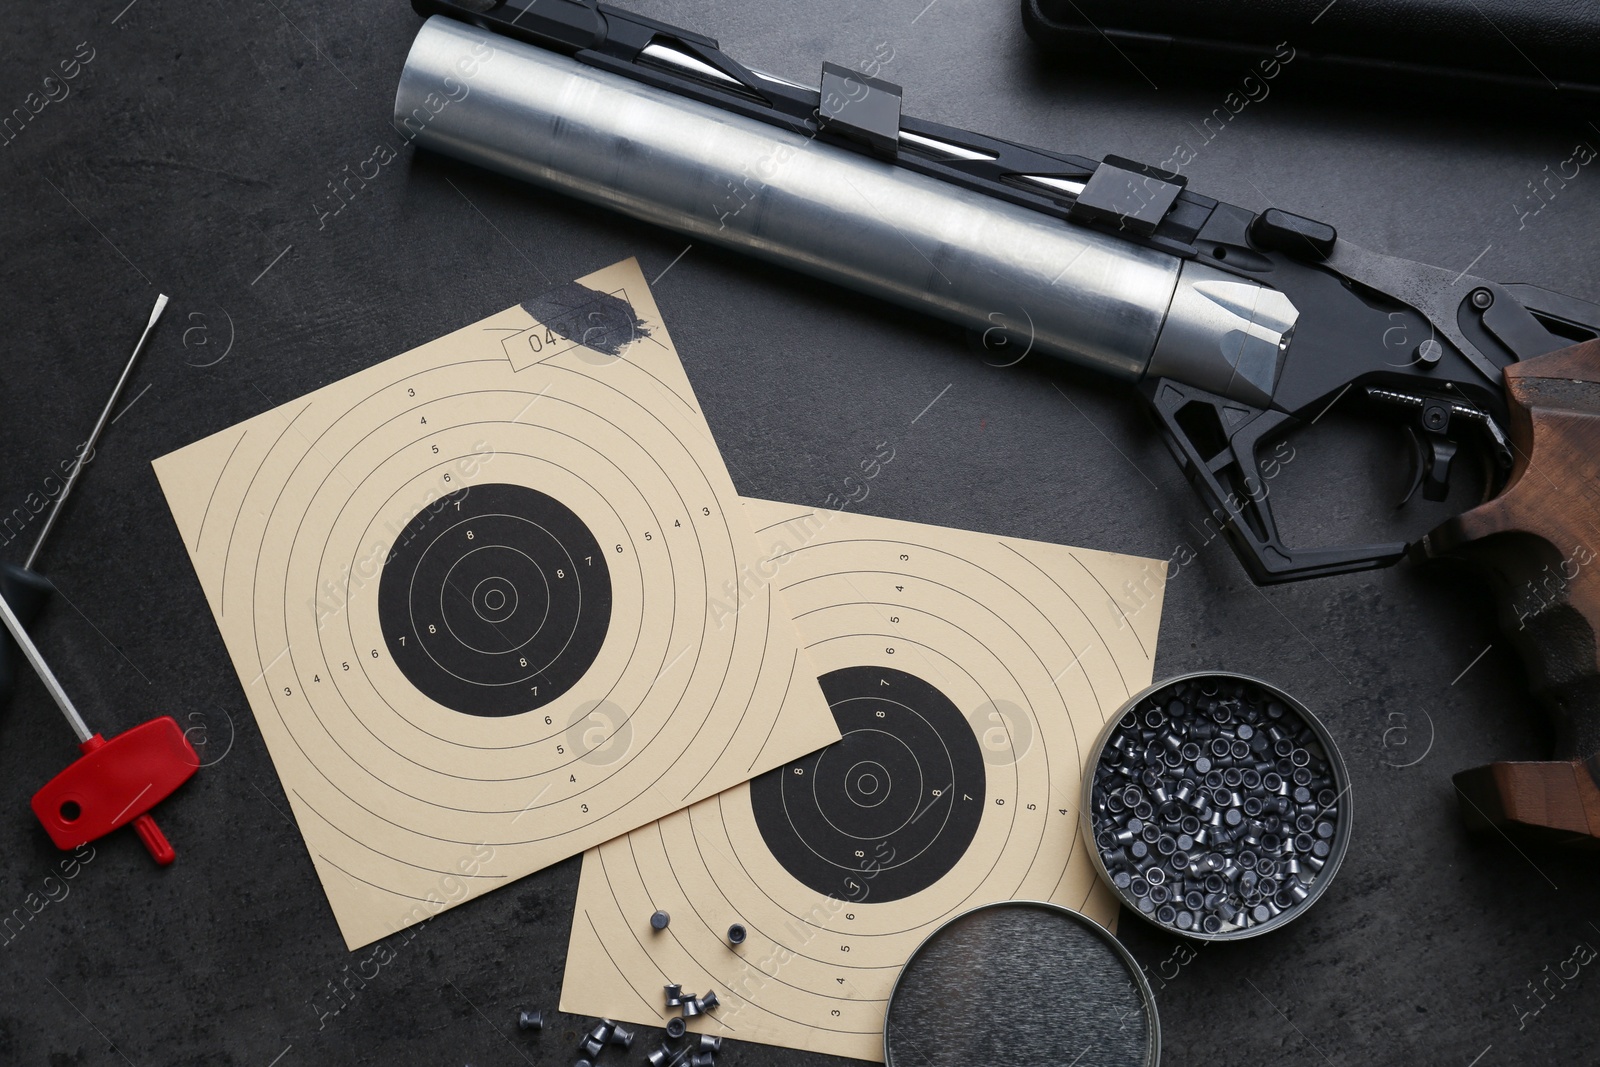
[1401,426,1426,508]
[1142,378,1408,584]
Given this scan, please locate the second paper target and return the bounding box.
[562,499,1167,1061]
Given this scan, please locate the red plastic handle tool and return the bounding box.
[31,716,199,865]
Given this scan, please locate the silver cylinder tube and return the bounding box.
[396,17,1300,397]
[396,16,1181,381]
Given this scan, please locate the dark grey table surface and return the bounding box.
[2,2,1598,1065]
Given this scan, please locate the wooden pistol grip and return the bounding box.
[1419,338,1600,841]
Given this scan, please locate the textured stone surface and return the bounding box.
[1,1,1597,1065]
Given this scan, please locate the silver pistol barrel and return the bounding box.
[396,16,1295,397]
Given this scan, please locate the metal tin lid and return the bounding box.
[884,901,1160,1067]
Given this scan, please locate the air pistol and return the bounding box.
[395,0,1600,842]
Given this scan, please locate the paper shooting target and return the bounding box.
[152,261,840,949]
[562,498,1167,1061]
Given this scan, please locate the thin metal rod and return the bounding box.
[26,293,169,570]
[0,577,91,742]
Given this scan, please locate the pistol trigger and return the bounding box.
[1423,436,1457,501]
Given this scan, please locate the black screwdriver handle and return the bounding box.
[0,564,55,709]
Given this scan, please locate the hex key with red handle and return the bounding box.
[0,577,197,864]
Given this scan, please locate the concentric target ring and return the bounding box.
[844,760,891,808]
[377,482,612,716]
[751,665,986,903]
[444,547,548,651]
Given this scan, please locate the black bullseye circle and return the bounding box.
[377,482,612,716]
[751,665,986,903]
